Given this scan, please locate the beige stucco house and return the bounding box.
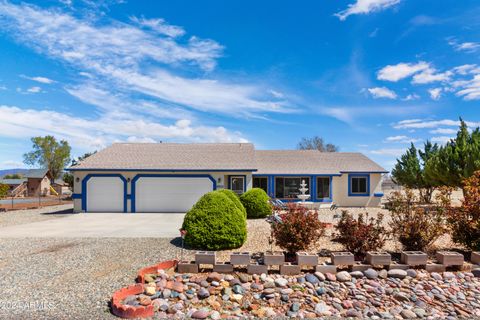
[69,143,387,213]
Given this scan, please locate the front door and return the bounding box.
[229,176,245,195]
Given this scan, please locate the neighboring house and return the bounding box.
[68,143,388,213]
[52,178,71,195]
[0,178,27,195]
[24,169,53,197]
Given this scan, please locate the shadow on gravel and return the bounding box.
[41,208,75,215]
[170,236,186,249]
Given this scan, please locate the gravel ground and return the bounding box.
[0,204,74,227]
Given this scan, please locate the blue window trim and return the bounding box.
[348,173,370,197]
[130,174,216,213]
[254,174,334,203]
[67,168,257,172]
[315,176,333,203]
[228,175,246,194]
[72,193,82,199]
[374,193,384,197]
[81,174,127,213]
[252,175,269,195]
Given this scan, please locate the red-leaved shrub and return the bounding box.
[270,203,325,253]
[332,210,386,259]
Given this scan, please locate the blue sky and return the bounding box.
[0,0,479,170]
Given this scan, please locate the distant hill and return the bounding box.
[0,168,29,178]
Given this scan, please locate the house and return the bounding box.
[0,178,27,195]
[24,169,53,197]
[68,143,388,213]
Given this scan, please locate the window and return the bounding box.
[275,177,310,199]
[253,177,268,194]
[349,174,369,196]
[230,176,245,195]
[316,177,330,200]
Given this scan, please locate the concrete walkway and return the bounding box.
[0,213,185,238]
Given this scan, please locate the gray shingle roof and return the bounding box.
[24,169,50,179]
[0,178,27,185]
[69,143,257,171]
[254,150,387,175]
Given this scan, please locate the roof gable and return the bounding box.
[24,169,51,179]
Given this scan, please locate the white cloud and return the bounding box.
[412,68,451,84]
[449,39,480,53]
[428,88,442,100]
[403,93,420,101]
[130,16,185,38]
[335,0,400,21]
[0,105,248,151]
[384,135,419,143]
[393,119,480,130]
[452,64,480,75]
[429,128,457,134]
[367,87,397,99]
[0,160,25,169]
[26,86,42,93]
[370,148,405,156]
[22,75,55,84]
[0,1,292,118]
[377,61,429,82]
[455,74,480,101]
[431,136,453,144]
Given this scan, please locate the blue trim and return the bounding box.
[82,174,127,212]
[131,174,216,213]
[68,168,257,172]
[228,175,246,194]
[72,193,82,199]
[341,171,388,174]
[126,194,132,199]
[348,173,370,197]
[315,176,333,202]
[252,176,269,195]
[253,173,341,177]
[374,193,384,197]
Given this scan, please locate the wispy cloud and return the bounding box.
[335,0,400,21]
[448,38,480,53]
[367,86,397,99]
[130,16,185,38]
[26,86,42,93]
[370,148,405,156]
[393,119,480,130]
[21,75,55,84]
[429,128,457,134]
[384,135,419,143]
[428,88,442,100]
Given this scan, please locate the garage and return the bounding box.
[133,176,214,213]
[85,176,125,212]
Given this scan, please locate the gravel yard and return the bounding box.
[0,204,73,227]
[0,204,465,319]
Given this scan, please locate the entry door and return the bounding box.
[230,176,245,195]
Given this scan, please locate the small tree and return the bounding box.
[332,211,386,259]
[0,184,8,199]
[23,136,71,180]
[270,204,325,253]
[425,119,480,190]
[3,173,23,179]
[387,189,448,251]
[447,171,480,250]
[392,142,439,203]
[297,136,339,152]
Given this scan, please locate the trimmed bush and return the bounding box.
[240,188,272,219]
[217,189,246,217]
[182,191,247,250]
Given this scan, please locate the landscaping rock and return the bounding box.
[336,271,351,282]
[364,268,378,279]
[275,278,288,287]
[305,273,319,284]
[191,310,209,319]
[388,269,407,279]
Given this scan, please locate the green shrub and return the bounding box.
[217,189,246,217]
[240,188,272,219]
[182,191,247,250]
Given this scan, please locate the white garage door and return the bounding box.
[134,177,213,213]
[86,176,124,212]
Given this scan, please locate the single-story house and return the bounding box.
[0,178,27,195]
[0,169,54,197]
[68,143,388,213]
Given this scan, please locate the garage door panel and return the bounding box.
[135,177,213,213]
[86,177,124,212]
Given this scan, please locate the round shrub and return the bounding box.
[217,189,246,217]
[182,191,247,250]
[240,188,272,219]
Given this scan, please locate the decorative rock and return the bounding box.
[364,268,378,279]
[388,269,407,279]
[197,288,210,299]
[378,269,388,279]
[275,278,288,287]
[325,273,336,281]
[144,286,156,296]
[232,284,245,294]
[191,310,209,319]
[314,272,326,281]
[431,272,442,281]
[336,271,352,282]
[406,269,417,278]
[291,302,300,312]
[350,271,364,278]
[401,309,417,319]
[210,311,220,320]
[207,272,222,282]
[162,288,171,299]
[305,273,319,284]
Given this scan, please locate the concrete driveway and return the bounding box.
[0,213,185,238]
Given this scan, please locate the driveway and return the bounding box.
[0,212,185,238]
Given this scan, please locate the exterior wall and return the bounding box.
[72,170,253,213]
[332,173,383,207]
[27,177,51,197]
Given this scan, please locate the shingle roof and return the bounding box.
[69,143,257,171]
[254,150,387,175]
[0,178,27,185]
[24,169,50,179]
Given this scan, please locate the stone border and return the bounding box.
[111,284,154,319]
